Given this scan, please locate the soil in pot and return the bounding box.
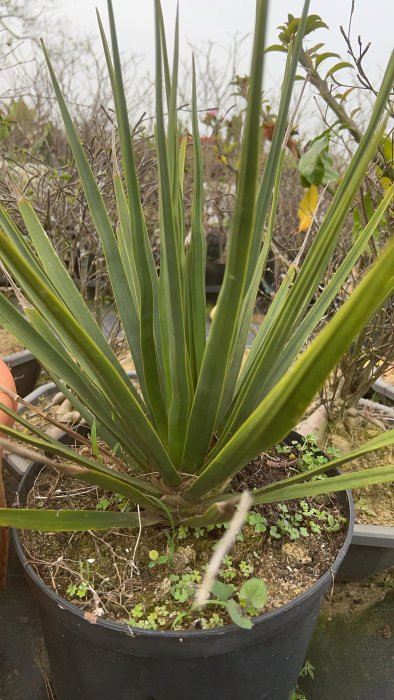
[326,407,394,527]
[382,365,394,386]
[19,445,348,630]
[321,564,394,618]
[0,327,23,355]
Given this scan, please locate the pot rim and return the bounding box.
[352,523,394,547]
[12,460,355,640]
[2,349,39,366]
[371,376,394,401]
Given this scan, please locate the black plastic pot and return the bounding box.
[12,462,354,700]
[4,375,136,478]
[2,350,41,397]
[3,383,58,478]
[335,397,394,580]
[205,260,226,295]
[372,376,394,404]
[337,524,394,580]
[205,255,276,300]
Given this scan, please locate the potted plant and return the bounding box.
[337,397,394,580]
[0,326,41,396]
[1,349,41,397]
[0,1,394,698]
[372,373,394,404]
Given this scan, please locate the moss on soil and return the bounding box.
[321,566,394,618]
[326,415,394,527]
[20,452,346,631]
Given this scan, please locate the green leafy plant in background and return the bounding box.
[290,659,315,699]
[297,131,339,231]
[0,0,394,624]
[298,133,339,189]
[267,10,394,235]
[267,7,394,420]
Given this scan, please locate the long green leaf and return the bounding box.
[257,182,394,397]
[24,306,146,465]
[219,180,394,448]
[154,0,192,464]
[112,173,154,411]
[185,57,206,384]
[0,399,150,487]
[113,175,140,310]
[256,428,394,494]
[43,377,145,465]
[0,282,147,466]
[208,1,310,426]
[40,40,145,402]
[0,508,161,531]
[22,260,145,451]
[0,416,159,510]
[216,147,288,428]
[156,0,172,107]
[101,3,167,435]
[184,232,394,500]
[187,463,394,521]
[0,204,57,293]
[252,464,394,505]
[181,0,269,474]
[0,230,180,485]
[220,54,394,437]
[247,5,309,286]
[17,198,122,371]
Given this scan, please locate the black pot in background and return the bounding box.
[337,525,394,580]
[336,396,394,580]
[12,460,354,700]
[3,374,136,478]
[371,376,394,405]
[205,260,226,294]
[2,350,41,397]
[2,383,57,478]
[205,252,276,302]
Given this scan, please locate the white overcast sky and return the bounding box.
[33,0,392,135]
[54,0,393,85]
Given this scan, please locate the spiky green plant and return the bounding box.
[0,0,394,535]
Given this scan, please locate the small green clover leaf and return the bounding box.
[239,578,268,612]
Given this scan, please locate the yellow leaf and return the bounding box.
[380,176,392,194]
[298,185,318,232]
[209,305,217,321]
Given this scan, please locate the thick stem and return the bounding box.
[299,48,394,180]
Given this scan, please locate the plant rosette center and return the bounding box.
[20,442,347,631]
